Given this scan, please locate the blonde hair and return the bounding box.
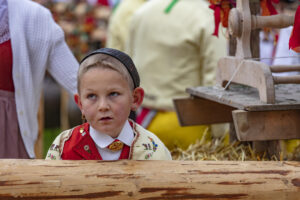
[77,54,135,93]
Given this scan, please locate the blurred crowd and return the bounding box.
[33,0,112,60]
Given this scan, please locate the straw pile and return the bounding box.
[171,132,300,161]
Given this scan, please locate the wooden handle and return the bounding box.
[273,75,300,84]
[229,11,294,37]
[270,65,300,73]
[252,14,294,29]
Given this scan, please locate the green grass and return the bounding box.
[43,128,61,158]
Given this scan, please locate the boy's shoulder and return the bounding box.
[131,121,172,160]
[45,123,89,160]
[45,128,73,160]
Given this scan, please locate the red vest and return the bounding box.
[0,40,14,91]
[61,123,130,160]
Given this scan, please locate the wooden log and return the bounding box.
[1,159,300,199]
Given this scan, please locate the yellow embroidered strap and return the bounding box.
[107,139,124,151]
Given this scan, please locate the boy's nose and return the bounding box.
[98,99,110,111]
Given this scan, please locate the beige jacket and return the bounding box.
[106,0,147,51]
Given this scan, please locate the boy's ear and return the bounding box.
[131,87,144,111]
[74,94,83,111]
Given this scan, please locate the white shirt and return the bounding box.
[89,121,134,160]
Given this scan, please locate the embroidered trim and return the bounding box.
[145,152,153,160]
[49,144,60,152]
[128,119,139,159]
[46,153,57,160]
[59,127,75,157]
[148,136,158,152]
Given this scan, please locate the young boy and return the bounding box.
[46,48,172,160]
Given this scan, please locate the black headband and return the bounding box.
[80,48,140,88]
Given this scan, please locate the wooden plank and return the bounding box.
[173,97,234,126]
[1,159,300,199]
[187,84,300,111]
[232,109,300,141]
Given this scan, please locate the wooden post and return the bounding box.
[249,0,281,157]
[249,0,260,59]
[0,160,300,199]
[227,0,260,142]
[34,94,44,159]
[60,88,70,131]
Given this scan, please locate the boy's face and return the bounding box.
[75,67,143,138]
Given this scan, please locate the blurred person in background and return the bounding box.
[260,0,299,69]
[106,0,146,51]
[126,0,228,150]
[272,0,300,76]
[0,0,79,158]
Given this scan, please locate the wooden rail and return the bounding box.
[270,65,300,73]
[0,160,300,199]
[273,75,300,84]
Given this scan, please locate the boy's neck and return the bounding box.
[89,120,134,148]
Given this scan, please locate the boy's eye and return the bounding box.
[109,92,119,97]
[87,94,96,99]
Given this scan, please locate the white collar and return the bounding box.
[89,120,134,149]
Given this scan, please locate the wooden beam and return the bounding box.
[232,110,300,141]
[173,97,234,126]
[1,159,300,199]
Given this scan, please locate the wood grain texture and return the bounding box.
[186,84,300,111]
[173,97,234,126]
[233,110,300,141]
[216,57,275,103]
[1,159,300,199]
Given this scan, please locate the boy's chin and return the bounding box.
[96,127,120,138]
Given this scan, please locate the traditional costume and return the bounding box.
[46,120,172,160]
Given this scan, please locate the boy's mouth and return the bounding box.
[99,117,112,121]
